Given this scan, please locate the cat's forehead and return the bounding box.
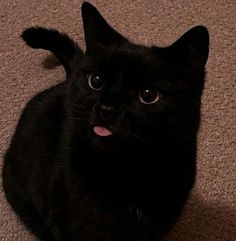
[87,45,166,90]
[100,45,161,75]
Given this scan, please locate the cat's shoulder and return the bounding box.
[23,81,66,116]
[8,81,67,150]
[19,81,66,122]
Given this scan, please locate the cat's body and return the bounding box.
[2,3,209,241]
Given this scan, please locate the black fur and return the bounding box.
[2,2,209,241]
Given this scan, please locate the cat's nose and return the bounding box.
[95,104,121,122]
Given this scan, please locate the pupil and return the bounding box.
[143,89,156,102]
[92,76,102,89]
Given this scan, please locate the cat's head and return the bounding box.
[22,2,209,149]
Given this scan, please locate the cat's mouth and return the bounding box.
[93,126,113,137]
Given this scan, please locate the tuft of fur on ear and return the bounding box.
[81,2,129,54]
[21,27,83,75]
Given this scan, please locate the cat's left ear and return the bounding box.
[81,2,129,54]
[169,26,209,69]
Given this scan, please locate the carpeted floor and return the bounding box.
[0,0,235,240]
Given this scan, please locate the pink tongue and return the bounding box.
[93,126,112,137]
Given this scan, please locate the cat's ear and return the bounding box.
[169,26,209,69]
[21,27,82,75]
[81,2,128,54]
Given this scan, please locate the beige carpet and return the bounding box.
[0,0,235,240]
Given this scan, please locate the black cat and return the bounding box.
[2,2,209,241]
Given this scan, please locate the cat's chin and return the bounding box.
[91,134,115,151]
[89,127,123,151]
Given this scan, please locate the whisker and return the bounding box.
[72,103,87,109]
[126,131,152,147]
[71,107,87,115]
[66,117,87,121]
[72,109,86,115]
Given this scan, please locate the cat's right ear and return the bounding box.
[21,27,82,75]
[81,2,128,54]
[168,26,209,70]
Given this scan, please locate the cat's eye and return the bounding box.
[88,74,104,91]
[139,89,160,104]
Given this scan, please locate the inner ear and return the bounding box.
[81,2,129,54]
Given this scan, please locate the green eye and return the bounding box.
[88,74,104,91]
[139,89,160,104]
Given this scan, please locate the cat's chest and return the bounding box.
[64,187,155,241]
[70,139,156,184]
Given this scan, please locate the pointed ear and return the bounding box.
[81,2,128,54]
[21,27,82,75]
[169,26,209,69]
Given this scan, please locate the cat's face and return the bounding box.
[21,2,209,149]
[68,3,209,148]
[70,45,165,146]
